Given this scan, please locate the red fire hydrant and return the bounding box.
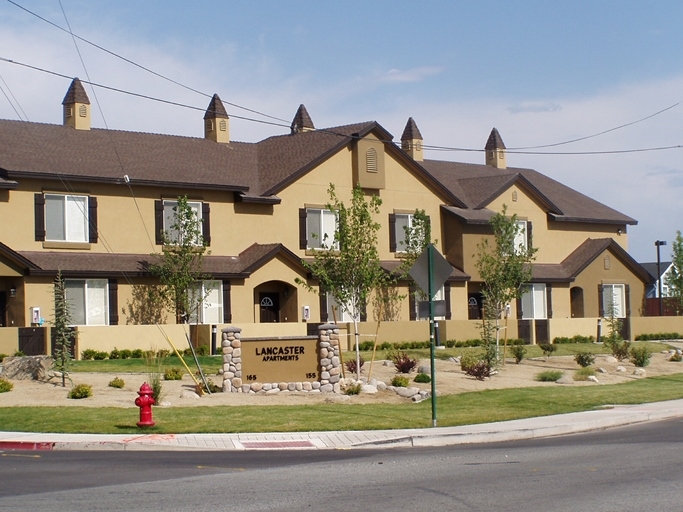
[135,382,156,427]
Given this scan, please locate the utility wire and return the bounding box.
[5,0,290,124]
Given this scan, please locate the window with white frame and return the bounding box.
[188,280,223,324]
[394,213,414,253]
[65,279,108,325]
[521,283,547,319]
[307,208,337,250]
[602,284,626,318]
[327,293,359,322]
[415,285,446,321]
[163,200,202,244]
[45,194,88,242]
[514,220,528,254]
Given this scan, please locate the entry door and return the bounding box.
[468,293,482,320]
[259,293,280,323]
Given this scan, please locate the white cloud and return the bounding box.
[380,66,444,83]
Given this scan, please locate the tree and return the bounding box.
[475,205,537,367]
[149,196,209,323]
[297,184,388,379]
[52,271,75,387]
[666,230,683,314]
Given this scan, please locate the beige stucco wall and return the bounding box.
[76,324,190,355]
[631,316,683,338]
[549,318,601,339]
[0,327,18,354]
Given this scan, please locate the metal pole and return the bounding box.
[428,244,437,428]
[211,325,217,356]
[656,240,667,316]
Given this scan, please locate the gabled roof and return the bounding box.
[529,238,653,283]
[423,159,636,226]
[639,261,672,281]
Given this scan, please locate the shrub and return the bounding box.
[80,349,97,360]
[390,351,417,373]
[69,383,93,399]
[635,332,681,341]
[354,341,375,351]
[156,349,170,358]
[198,381,221,394]
[13,350,25,357]
[391,375,409,387]
[670,352,682,362]
[93,351,109,360]
[183,348,193,356]
[379,342,393,351]
[0,353,7,363]
[131,349,144,359]
[511,345,527,364]
[606,339,631,361]
[539,343,557,359]
[508,338,526,346]
[344,382,362,395]
[574,352,595,368]
[464,360,493,380]
[108,377,125,388]
[109,348,121,360]
[164,367,184,380]
[535,370,563,382]
[196,345,210,356]
[414,372,431,383]
[574,367,597,381]
[460,351,480,372]
[345,356,365,375]
[629,346,651,368]
[119,349,132,359]
[0,378,13,393]
[553,335,595,344]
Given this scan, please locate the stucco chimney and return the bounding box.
[485,127,506,169]
[400,117,423,162]
[204,94,230,143]
[62,78,91,130]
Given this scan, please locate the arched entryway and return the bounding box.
[570,286,584,318]
[254,281,298,323]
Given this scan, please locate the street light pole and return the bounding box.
[655,240,667,316]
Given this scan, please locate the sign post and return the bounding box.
[409,244,453,427]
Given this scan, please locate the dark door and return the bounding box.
[468,293,482,320]
[517,320,531,344]
[0,291,6,327]
[18,327,46,356]
[535,319,549,344]
[570,287,584,318]
[259,293,280,323]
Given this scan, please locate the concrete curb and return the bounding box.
[1,400,681,452]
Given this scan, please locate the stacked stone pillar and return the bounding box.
[221,324,342,394]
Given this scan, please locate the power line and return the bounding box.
[5,0,290,124]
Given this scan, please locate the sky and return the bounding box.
[0,0,682,262]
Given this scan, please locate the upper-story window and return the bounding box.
[155,199,210,246]
[300,208,337,250]
[393,213,413,253]
[514,220,528,253]
[35,193,98,244]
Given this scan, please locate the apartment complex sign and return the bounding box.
[241,338,319,383]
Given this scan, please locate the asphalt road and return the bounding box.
[1,419,681,511]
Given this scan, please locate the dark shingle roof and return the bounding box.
[62,78,90,105]
[290,104,315,133]
[204,94,229,119]
[639,261,672,280]
[485,128,505,150]
[401,117,423,141]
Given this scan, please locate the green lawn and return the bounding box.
[2,373,682,435]
[71,355,222,374]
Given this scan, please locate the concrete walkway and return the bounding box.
[0,399,681,451]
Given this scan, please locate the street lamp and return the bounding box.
[655,240,667,316]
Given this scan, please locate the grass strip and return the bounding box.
[70,356,222,374]
[2,373,682,435]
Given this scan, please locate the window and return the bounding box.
[45,194,89,242]
[394,213,413,253]
[602,284,625,318]
[155,199,210,246]
[514,220,528,253]
[188,280,223,324]
[327,293,359,323]
[65,279,108,325]
[521,284,547,319]
[306,208,337,250]
[414,285,446,321]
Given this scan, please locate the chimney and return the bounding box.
[204,94,229,143]
[400,117,423,161]
[62,78,91,130]
[485,127,506,169]
[290,104,314,134]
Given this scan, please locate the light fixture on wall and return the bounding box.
[617,228,623,236]
[9,285,16,298]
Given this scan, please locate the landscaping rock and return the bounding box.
[396,386,420,398]
[556,374,574,385]
[383,360,394,367]
[448,356,461,364]
[604,356,618,363]
[265,388,280,395]
[633,368,646,377]
[180,390,200,400]
[587,376,600,383]
[376,381,387,390]
[616,366,626,372]
[320,383,334,393]
[597,367,607,373]
[1,356,53,380]
[361,384,378,394]
[417,365,431,374]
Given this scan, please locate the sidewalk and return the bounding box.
[1,399,681,451]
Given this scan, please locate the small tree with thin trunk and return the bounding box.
[666,230,683,315]
[149,196,209,323]
[297,184,388,380]
[52,271,75,387]
[475,205,537,368]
